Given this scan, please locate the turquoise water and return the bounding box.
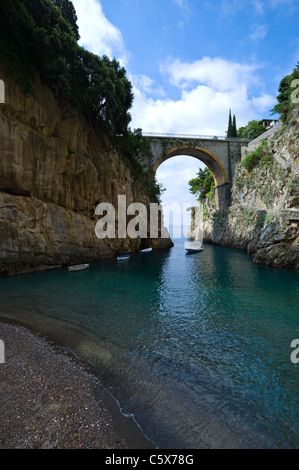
[0,237,298,448]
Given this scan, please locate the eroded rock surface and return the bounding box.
[0,68,172,276]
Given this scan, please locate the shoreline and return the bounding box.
[0,319,155,449]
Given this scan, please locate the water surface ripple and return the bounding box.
[0,238,298,448]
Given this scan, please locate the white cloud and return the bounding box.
[72,0,127,64]
[131,57,276,135]
[71,2,275,137]
[70,0,292,207]
[249,24,268,42]
[251,93,277,113]
[131,75,166,98]
[162,57,258,92]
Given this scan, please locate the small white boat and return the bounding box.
[185,241,203,254]
[117,254,130,261]
[68,264,89,272]
[140,248,153,254]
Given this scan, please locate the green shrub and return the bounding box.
[242,142,273,172]
[189,167,215,201]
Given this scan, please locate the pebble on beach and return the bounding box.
[0,322,133,449]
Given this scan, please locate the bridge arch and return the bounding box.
[153,145,229,187]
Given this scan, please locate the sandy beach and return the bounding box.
[0,321,155,449]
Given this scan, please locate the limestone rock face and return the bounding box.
[189,110,299,269]
[0,68,172,276]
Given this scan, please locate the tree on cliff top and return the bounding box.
[237,120,266,139]
[0,0,133,135]
[53,0,80,40]
[270,63,299,122]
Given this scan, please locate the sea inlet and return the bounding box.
[0,235,298,449]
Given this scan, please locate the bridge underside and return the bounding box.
[153,145,229,187]
[154,145,232,210]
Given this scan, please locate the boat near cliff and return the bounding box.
[140,248,153,254]
[184,241,203,254]
[117,255,130,261]
[185,222,203,253]
[68,264,89,272]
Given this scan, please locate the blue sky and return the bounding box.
[72,0,299,215]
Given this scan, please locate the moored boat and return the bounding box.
[68,264,89,272]
[117,254,130,261]
[140,248,153,254]
[184,241,203,254]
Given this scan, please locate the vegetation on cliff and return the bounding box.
[0,0,133,135]
[0,0,163,202]
[241,141,274,173]
[187,65,298,268]
[236,64,299,138]
[226,109,266,140]
[237,120,266,139]
[188,167,215,203]
[225,63,299,140]
[115,128,165,203]
[189,63,299,202]
[226,109,237,138]
[270,62,299,122]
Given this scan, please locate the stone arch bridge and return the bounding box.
[139,133,251,209]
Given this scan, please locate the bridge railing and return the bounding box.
[142,132,251,142]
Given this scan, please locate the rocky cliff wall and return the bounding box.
[0,68,172,276]
[189,111,299,269]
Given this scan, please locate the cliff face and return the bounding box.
[0,68,172,276]
[189,111,299,269]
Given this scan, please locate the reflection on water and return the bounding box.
[0,238,298,448]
